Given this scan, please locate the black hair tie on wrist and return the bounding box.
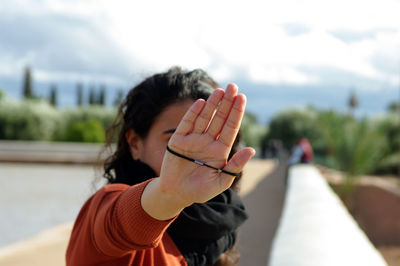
[166,145,240,177]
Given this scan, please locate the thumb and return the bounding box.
[220,147,256,187]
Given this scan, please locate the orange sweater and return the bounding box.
[66,179,187,266]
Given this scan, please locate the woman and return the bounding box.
[66,67,255,265]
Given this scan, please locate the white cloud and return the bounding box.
[248,65,318,85]
[34,69,124,85]
[0,0,399,90]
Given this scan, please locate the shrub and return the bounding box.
[0,99,60,140]
[263,108,323,152]
[340,120,387,178]
[371,114,400,174]
[314,110,356,165]
[64,119,105,143]
[53,106,116,142]
[0,99,116,142]
[241,112,268,150]
[314,110,388,181]
[263,107,389,178]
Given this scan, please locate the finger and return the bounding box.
[206,84,238,138]
[174,99,206,135]
[218,94,246,148]
[192,88,224,134]
[219,147,256,187]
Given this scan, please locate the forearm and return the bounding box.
[92,182,177,255]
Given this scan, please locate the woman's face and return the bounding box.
[127,100,194,176]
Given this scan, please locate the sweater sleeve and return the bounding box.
[91,179,178,257]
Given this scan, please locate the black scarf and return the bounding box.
[113,156,248,266]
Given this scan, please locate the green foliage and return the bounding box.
[87,85,107,106]
[52,106,116,142]
[372,114,400,174]
[0,90,397,179]
[63,119,105,143]
[315,110,388,178]
[387,101,400,113]
[89,86,96,105]
[337,120,386,178]
[264,108,323,151]
[348,90,358,111]
[23,66,34,99]
[114,89,125,107]
[0,99,60,140]
[324,117,388,198]
[263,107,392,178]
[241,112,268,149]
[76,83,84,106]
[315,110,355,161]
[378,152,400,173]
[0,99,116,142]
[99,85,106,106]
[375,114,400,154]
[49,84,57,106]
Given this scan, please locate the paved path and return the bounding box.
[238,155,288,266]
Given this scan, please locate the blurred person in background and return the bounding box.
[66,67,255,266]
[288,138,314,166]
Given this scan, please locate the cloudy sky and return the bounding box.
[0,0,399,122]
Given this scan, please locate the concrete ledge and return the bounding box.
[0,140,113,164]
[269,165,387,266]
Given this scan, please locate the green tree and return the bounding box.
[264,108,322,151]
[99,85,106,106]
[387,101,400,113]
[89,86,96,105]
[348,89,358,116]
[241,112,267,149]
[76,82,84,106]
[316,111,388,198]
[64,119,105,143]
[0,100,59,141]
[113,89,125,107]
[339,121,386,178]
[49,84,57,107]
[22,66,34,99]
[374,114,400,175]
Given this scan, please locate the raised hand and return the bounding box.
[141,84,255,220]
[158,84,255,206]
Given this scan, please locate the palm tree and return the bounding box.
[317,111,387,202]
[348,90,358,116]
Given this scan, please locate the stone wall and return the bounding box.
[351,184,400,246]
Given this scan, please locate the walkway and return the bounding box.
[238,155,288,266]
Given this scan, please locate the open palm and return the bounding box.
[159,84,255,206]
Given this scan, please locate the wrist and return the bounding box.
[141,178,190,221]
